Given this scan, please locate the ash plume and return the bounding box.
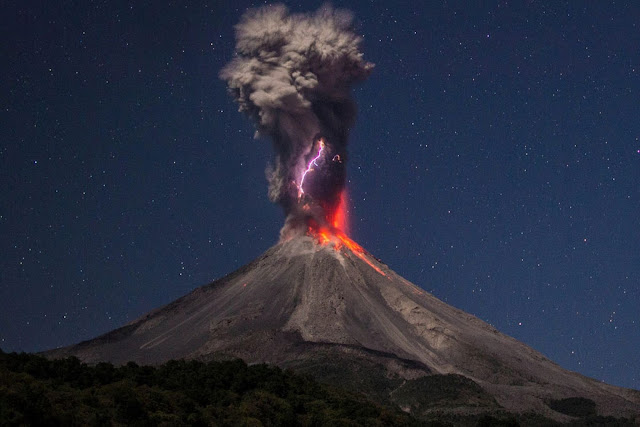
[220,4,373,235]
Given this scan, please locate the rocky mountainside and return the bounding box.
[46,234,640,422]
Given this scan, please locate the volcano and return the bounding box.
[47,232,640,421]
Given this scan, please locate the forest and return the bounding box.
[2,349,633,426]
[0,349,419,426]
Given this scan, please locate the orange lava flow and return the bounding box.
[308,225,386,277]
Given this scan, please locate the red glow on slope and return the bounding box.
[317,230,332,245]
[306,224,386,277]
[336,233,387,277]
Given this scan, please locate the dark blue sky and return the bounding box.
[2,1,639,390]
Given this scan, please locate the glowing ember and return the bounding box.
[298,139,325,199]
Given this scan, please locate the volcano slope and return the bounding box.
[46,234,640,422]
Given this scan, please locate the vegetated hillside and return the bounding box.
[2,350,636,426]
[0,349,420,426]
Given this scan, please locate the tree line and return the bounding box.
[0,349,420,426]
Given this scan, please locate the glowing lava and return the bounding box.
[298,139,325,199]
[330,190,349,232]
[307,225,386,277]
[296,137,381,276]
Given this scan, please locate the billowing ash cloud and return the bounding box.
[220,4,373,234]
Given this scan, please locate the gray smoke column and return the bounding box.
[220,4,373,236]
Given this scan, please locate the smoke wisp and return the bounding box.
[220,4,373,236]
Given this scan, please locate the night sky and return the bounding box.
[2,1,639,390]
